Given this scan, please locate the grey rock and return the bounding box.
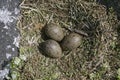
[0,0,21,79]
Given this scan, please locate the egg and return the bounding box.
[41,40,62,58]
[61,33,82,50]
[44,23,64,41]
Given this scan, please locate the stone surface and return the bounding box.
[0,0,20,79]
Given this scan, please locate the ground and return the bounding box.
[8,0,120,80]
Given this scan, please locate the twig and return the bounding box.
[20,5,46,22]
[61,21,88,36]
[47,13,54,24]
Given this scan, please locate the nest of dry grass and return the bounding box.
[9,0,120,80]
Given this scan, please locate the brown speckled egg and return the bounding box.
[44,23,64,41]
[61,33,82,51]
[41,40,62,58]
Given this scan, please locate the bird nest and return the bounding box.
[9,0,120,80]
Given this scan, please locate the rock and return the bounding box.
[0,0,20,79]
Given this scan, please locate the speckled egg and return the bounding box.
[41,40,62,58]
[61,33,82,51]
[44,23,64,41]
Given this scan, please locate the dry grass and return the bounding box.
[9,0,120,80]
